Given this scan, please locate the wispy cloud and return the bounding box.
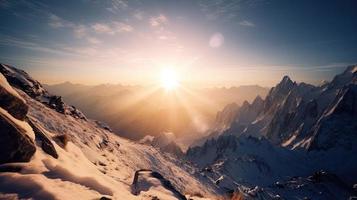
[48,14,74,28]
[133,10,144,20]
[86,37,101,44]
[239,20,255,27]
[106,0,128,13]
[73,25,87,38]
[0,0,11,9]
[198,0,240,21]
[149,14,168,27]
[0,35,72,56]
[48,13,132,46]
[92,22,133,34]
[92,23,113,34]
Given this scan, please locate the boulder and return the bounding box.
[0,74,28,120]
[0,111,36,164]
[53,134,70,148]
[28,119,58,159]
[131,169,187,200]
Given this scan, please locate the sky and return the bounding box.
[0,0,356,87]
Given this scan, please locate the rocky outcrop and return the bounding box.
[131,169,187,200]
[28,119,58,159]
[0,64,46,98]
[0,74,28,120]
[0,111,36,164]
[0,71,36,164]
[0,63,87,121]
[53,134,70,148]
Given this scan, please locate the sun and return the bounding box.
[160,68,179,91]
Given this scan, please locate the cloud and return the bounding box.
[0,35,72,56]
[0,0,11,9]
[86,37,101,44]
[133,10,144,20]
[113,22,133,32]
[198,0,240,21]
[239,20,255,27]
[106,0,128,13]
[92,22,133,34]
[48,14,78,30]
[92,23,113,34]
[73,25,87,38]
[149,14,168,27]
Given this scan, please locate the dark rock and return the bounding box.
[48,95,66,114]
[95,120,112,132]
[275,181,284,188]
[28,119,58,159]
[99,197,111,200]
[131,169,187,200]
[0,164,23,172]
[53,134,70,148]
[353,184,357,191]
[307,170,328,183]
[0,81,28,120]
[0,111,36,164]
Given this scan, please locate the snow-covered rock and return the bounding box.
[0,73,28,120]
[0,108,36,164]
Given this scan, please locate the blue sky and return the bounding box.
[0,0,356,86]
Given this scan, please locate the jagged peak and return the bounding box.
[225,102,239,108]
[252,95,263,105]
[344,65,357,74]
[280,75,294,85]
[241,100,250,108]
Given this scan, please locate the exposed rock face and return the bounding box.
[0,111,36,164]
[131,169,187,200]
[0,74,28,120]
[0,64,46,98]
[28,119,58,159]
[203,65,357,150]
[53,134,70,148]
[309,84,357,150]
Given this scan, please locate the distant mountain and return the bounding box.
[187,65,357,199]
[45,80,269,144]
[140,132,185,157]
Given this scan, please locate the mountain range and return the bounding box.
[44,81,269,144]
[187,65,357,199]
[0,63,356,199]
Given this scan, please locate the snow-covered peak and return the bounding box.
[280,75,293,85]
[345,65,357,74]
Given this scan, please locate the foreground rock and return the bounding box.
[28,119,58,159]
[0,73,28,120]
[0,110,36,164]
[132,169,187,200]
